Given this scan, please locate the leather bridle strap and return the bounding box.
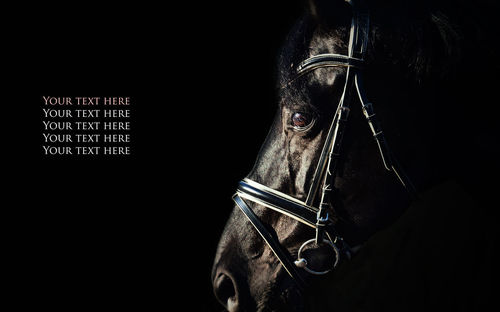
[234,180,352,286]
[236,179,318,227]
[233,194,308,291]
[235,179,348,246]
[295,54,364,77]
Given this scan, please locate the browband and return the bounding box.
[296,54,364,76]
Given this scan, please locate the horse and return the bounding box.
[211,0,499,311]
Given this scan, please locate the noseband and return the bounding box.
[232,0,417,291]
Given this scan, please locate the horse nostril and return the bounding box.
[214,272,238,311]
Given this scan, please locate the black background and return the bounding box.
[9,1,304,310]
[9,1,499,311]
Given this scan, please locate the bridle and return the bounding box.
[233,0,417,291]
[232,0,417,291]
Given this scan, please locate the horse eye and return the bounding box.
[291,112,313,130]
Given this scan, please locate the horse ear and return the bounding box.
[308,0,352,26]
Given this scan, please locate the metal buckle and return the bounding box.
[294,238,340,275]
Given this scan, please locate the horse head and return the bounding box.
[211,0,480,310]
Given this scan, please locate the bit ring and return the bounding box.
[294,238,340,275]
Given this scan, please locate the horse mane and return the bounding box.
[366,0,499,197]
[367,0,499,83]
[280,0,499,85]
